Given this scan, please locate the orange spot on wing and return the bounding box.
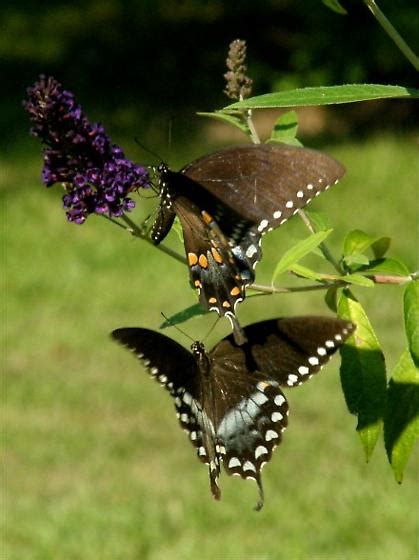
[201,210,214,224]
[222,301,231,308]
[209,297,217,304]
[199,254,209,268]
[194,280,202,288]
[188,252,198,266]
[230,286,241,296]
[211,247,223,264]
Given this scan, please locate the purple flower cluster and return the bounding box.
[24,75,150,224]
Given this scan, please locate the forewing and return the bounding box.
[182,143,345,234]
[112,328,207,462]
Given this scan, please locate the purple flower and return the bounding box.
[23,75,151,224]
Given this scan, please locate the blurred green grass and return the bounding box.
[2,134,418,559]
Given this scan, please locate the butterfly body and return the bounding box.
[112,316,355,510]
[151,145,345,339]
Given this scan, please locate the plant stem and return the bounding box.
[250,272,412,296]
[298,210,344,273]
[366,273,412,285]
[114,214,186,264]
[364,0,419,71]
[249,281,341,294]
[245,110,261,144]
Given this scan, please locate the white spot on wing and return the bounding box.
[255,445,268,459]
[183,392,193,406]
[273,210,282,219]
[246,244,258,258]
[265,430,279,441]
[308,356,319,366]
[243,461,257,472]
[274,394,285,406]
[271,412,283,422]
[257,219,269,232]
[298,365,310,375]
[287,374,299,386]
[228,457,241,469]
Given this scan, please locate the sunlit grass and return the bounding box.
[2,134,417,559]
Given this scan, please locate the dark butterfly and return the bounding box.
[151,144,345,340]
[112,316,355,510]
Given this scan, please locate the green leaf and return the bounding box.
[289,263,327,281]
[322,0,348,15]
[370,237,391,259]
[343,229,375,257]
[325,285,338,312]
[160,303,208,329]
[360,257,410,277]
[343,252,371,269]
[268,111,302,146]
[342,273,375,288]
[172,217,184,243]
[267,136,303,147]
[272,110,299,137]
[272,230,332,282]
[343,231,391,266]
[384,349,419,482]
[224,84,419,110]
[338,290,387,460]
[197,111,250,134]
[404,282,419,367]
[304,210,332,232]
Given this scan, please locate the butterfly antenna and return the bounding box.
[200,315,221,345]
[134,137,164,165]
[167,115,174,163]
[160,312,196,344]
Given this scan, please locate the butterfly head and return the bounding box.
[191,340,212,377]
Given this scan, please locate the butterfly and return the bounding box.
[112,315,355,510]
[150,144,345,341]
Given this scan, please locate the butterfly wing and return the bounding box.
[182,143,345,234]
[112,328,244,500]
[112,316,354,510]
[181,144,343,318]
[206,340,289,510]
[152,145,344,327]
[236,316,356,387]
[206,315,354,509]
[111,328,209,464]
